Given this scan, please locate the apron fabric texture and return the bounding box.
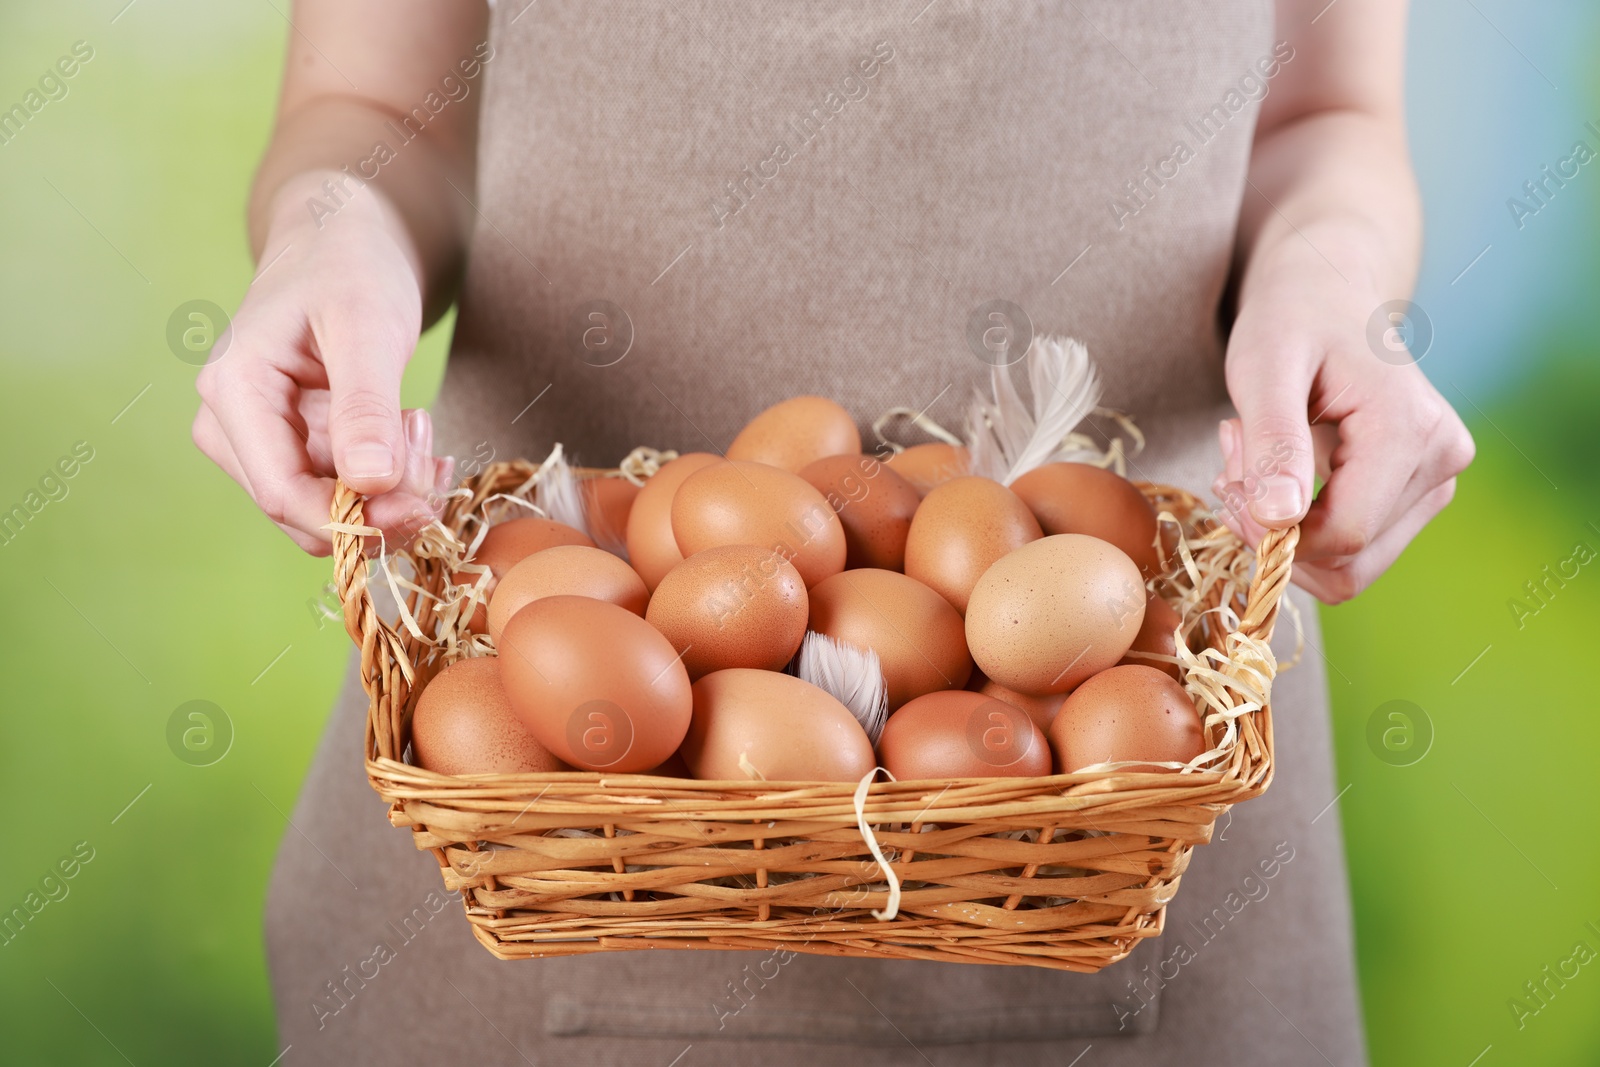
[266,3,1368,1063]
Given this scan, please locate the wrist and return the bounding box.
[257,169,427,287]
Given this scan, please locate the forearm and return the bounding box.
[248,95,475,325]
[1235,108,1421,310]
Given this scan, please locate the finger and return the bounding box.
[194,404,331,555]
[401,408,436,498]
[315,298,415,495]
[1226,353,1316,529]
[1291,479,1456,603]
[1368,408,1475,540]
[203,359,339,541]
[1296,399,1426,563]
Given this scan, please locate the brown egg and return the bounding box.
[645,545,808,678]
[980,678,1067,731]
[411,658,567,775]
[625,452,721,592]
[965,534,1146,695]
[1009,462,1163,577]
[878,690,1051,779]
[903,476,1043,614]
[726,396,861,473]
[671,460,847,588]
[681,669,875,782]
[498,595,692,772]
[452,517,596,632]
[797,453,922,571]
[486,545,649,643]
[807,568,971,709]
[1117,593,1187,682]
[581,474,641,550]
[885,443,970,496]
[1048,664,1205,772]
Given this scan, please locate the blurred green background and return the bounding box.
[1,2,1596,1064]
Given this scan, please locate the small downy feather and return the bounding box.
[532,443,594,541]
[967,334,1103,485]
[798,631,889,744]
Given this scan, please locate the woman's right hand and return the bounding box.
[192,173,450,556]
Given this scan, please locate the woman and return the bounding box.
[194,1,1472,1062]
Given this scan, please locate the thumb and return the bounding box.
[1228,371,1315,528]
[318,305,414,494]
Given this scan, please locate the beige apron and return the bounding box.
[267,3,1368,1062]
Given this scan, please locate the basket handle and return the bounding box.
[1234,524,1299,647]
[329,480,415,764]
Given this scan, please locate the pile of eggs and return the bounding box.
[412,396,1208,783]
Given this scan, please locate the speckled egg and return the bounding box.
[452,517,596,632]
[411,657,567,775]
[671,460,846,587]
[877,690,1051,779]
[681,668,876,782]
[498,595,692,772]
[645,545,808,678]
[625,452,722,592]
[725,396,862,472]
[1047,664,1206,772]
[903,476,1043,614]
[798,453,921,571]
[964,534,1146,695]
[486,544,649,643]
[1009,462,1164,578]
[885,443,970,496]
[807,568,971,709]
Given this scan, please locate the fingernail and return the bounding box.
[1219,419,1240,462]
[405,409,432,453]
[344,443,395,480]
[434,456,455,496]
[1250,475,1304,523]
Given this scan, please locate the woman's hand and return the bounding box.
[192,174,449,555]
[1216,0,1474,603]
[1215,254,1474,603]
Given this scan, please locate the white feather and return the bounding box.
[533,443,594,540]
[797,631,889,744]
[966,334,1103,484]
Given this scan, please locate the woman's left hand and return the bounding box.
[1215,261,1475,604]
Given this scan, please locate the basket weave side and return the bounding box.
[329,465,1299,971]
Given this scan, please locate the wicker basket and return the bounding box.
[330,457,1298,973]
